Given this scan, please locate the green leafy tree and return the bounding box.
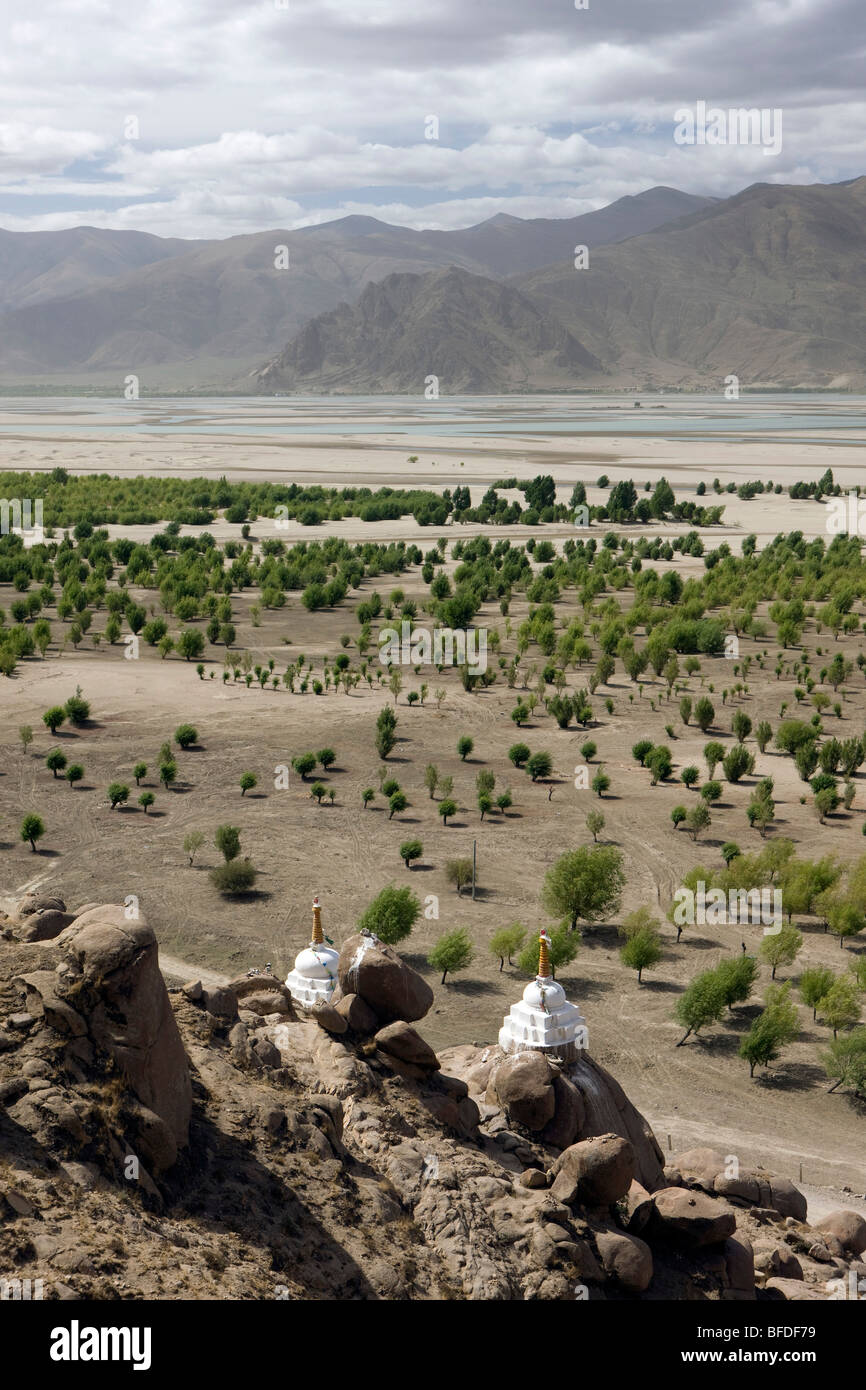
[490,924,526,971]
[65,764,84,789]
[362,787,375,809]
[457,735,474,761]
[424,764,439,798]
[19,725,33,755]
[43,706,65,735]
[138,791,155,813]
[586,809,605,842]
[429,928,474,984]
[46,749,67,778]
[183,830,205,865]
[446,857,473,894]
[317,748,336,770]
[21,813,45,852]
[684,802,711,841]
[620,927,662,983]
[358,884,420,946]
[292,752,317,780]
[632,739,653,767]
[389,790,408,820]
[715,955,759,1009]
[133,761,147,786]
[817,976,861,1037]
[159,760,177,790]
[526,751,553,782]
[542,845,625,933]
[438,798,458,825]
[681,765,700,789]
[723,745,754,783]
[694,697,715,733]
[311,781,327,803]
[400,839,423,868]
[214,824,242,862]
[107,782,130,809]
[760,923,803,979]
[704,742,725,778]
[240,771,258,796]
[799,966,835,1020]
[211,860,258,895]
[674,970,727,1045]
[823,1028,866,1096]
[175,724,198,749]
[375,706,398,760]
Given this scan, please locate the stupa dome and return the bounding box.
[498,929,587,1061]
[285,897,339,1008]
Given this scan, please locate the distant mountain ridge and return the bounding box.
[256,178,866,393]
[0,187,713,382]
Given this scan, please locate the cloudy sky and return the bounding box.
[1,0,864,239]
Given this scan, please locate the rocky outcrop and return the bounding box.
[338,932,433,1024]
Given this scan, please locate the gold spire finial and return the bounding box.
[537,929,551,979]
[311,896,324,945]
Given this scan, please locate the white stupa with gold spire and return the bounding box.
[285,896,339,1008]
[498,928,587,1061]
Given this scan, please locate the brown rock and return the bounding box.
[519,1168,549,1189]
[182,980,202,1001]
[569,1054,665,1192]
[622,1179,654,1234]
[17,909,75,942]
[375,1021,439,1070]
[551,1134,636,1207]
[724,1235,755,1294]
[764,1277,825,1301]
[313,1001,349,1036]
[595,1229,653,1292]
[16,893,66,917]
[766,1178,807,1222]
[242,991,292,1017]
[201,985,238,1020]
[338,932,433,1024]
[650,1188,736,1247]
[335,992,379,1033]
[816,1210,866,1256]
[754,1244,803,1280]
[252,1036,281,1068]
[540,1072,585,1150]
[57,906,191,1163]
[493,1052,556,1131]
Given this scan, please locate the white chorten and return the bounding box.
[499,929,587,1061]
[285,897,339,1008]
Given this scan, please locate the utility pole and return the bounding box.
[472,839,477,900]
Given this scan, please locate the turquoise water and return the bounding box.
[0,393,864,441]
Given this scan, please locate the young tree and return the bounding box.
[65,764,84,789]
[46,749,67,778]
[240,771,258,796]
[43,706,66,735]
[183,830,206,865]
[389,668,403,705]
[133,761,147,786]
[457,735,474,761]
[178,628,205,661]
[799,966,835,1020]
[107,782,130,809]
[671,805,687,830]
[389,790,408,820]
[358,884,420,945]
[580,740,597,763]
[704,741,725,778]
[586,809,605,842]
[159,759,177,790]
[822,1028,866,1096]
[310,781,328,804]
[509,743,531,768]
[19,725,33,755]
[716,954,759,1010]
[375,707,398,760]
[175,724,198,749]
[490,924,526,971]
[20,811,45,852]
[429,928,474,984]
[739,1010,786,1077]
[760,923,803,979]
[684,802,711,841]
[317,748,336,771]
[214,824,242,862]
[620,927,662,983]
[646,746,673,785]
[526,751,553,782]
[755,720,773,753]
[732,710,752,743]
[292,752,317,781]
[362,787,376,809]
[424,764,439,799]
[446,857,473,895]
[210,860,258,895]
[138,791,155,813]
[674,970,727,1045]
[632,739,653,767]
[817,976,861,1037]
[694,697,715,733]
[679,695,692,727]
[542,845,625,933]
[723,745,754,783]
[399,839,423,868]
[438,798,458,825]
[681,765,700,789]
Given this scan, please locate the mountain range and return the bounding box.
[2,179,865,391]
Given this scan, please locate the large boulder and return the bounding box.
[816,1210,866,1256]
[491,1052,556,1131]
[338,932,433,1024]
[551,1134,636,1207]
[673,1148,807,1221]
[540,1073,585,1150]
[375,1021,439,1071]
[568,1053,665,1192]
[595,1229,653,1293]
[649,1189,736,1247]
[16,909,76,942]
[335,992,379,1033]
[54,906,192,1169]
[15,893,67,918]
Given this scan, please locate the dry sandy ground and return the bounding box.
[2,576,865,1210]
